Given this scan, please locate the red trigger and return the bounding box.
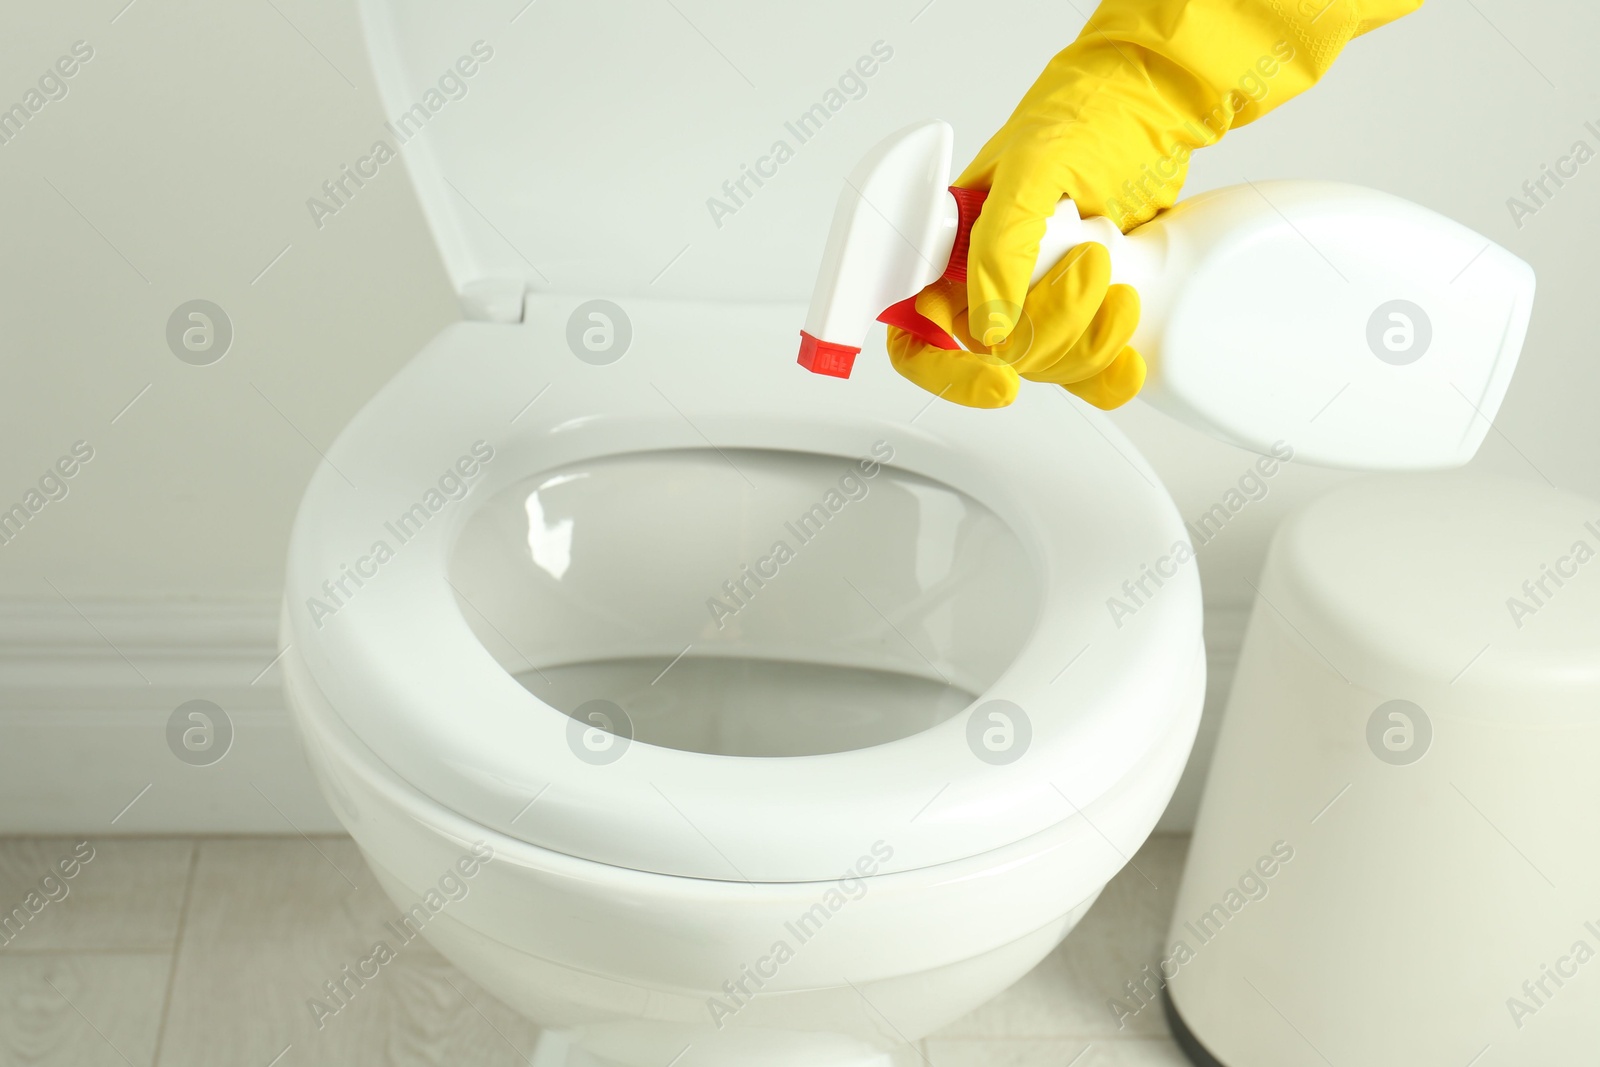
[874,186,988,351]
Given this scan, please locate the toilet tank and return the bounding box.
[355,0,1090,308]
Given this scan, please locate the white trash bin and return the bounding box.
[1158,474,1600,1065]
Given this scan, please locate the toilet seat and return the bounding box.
[285,295,1203,882]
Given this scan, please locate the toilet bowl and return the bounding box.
[282,296,1206,1066]
[279,4,1210,1062]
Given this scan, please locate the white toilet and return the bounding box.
[281,4,1231,1065]
[284,293,1206,1065]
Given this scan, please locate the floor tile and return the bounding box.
[156,838,540,1067]
[0,833,1205,1062]
[0,953,169,1066]
[0,839,192,952]
[932,835,1190,1041]
[927,1037,1191,1066]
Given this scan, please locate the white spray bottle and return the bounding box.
[798,121,1535,470]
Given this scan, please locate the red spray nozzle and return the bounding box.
[796,332,860,378]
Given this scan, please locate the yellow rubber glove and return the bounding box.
[890,0,1423,410]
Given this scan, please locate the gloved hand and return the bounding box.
[886,243,1145,409]
[890,0,1423,410]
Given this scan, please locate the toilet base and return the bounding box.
[1162,989,1227,1067]
[528,1028,920,1067]
[357,847,1083,1067]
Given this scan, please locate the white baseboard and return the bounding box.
[0,596,1254,836]
[0,598,341,835]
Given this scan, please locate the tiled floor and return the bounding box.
[0,834,1193,1066]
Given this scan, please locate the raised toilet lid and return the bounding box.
[284,296,1203,881]
[354,0,1116,307]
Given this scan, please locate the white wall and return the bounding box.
[0,0,458,600]
[1,0,1596,833]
